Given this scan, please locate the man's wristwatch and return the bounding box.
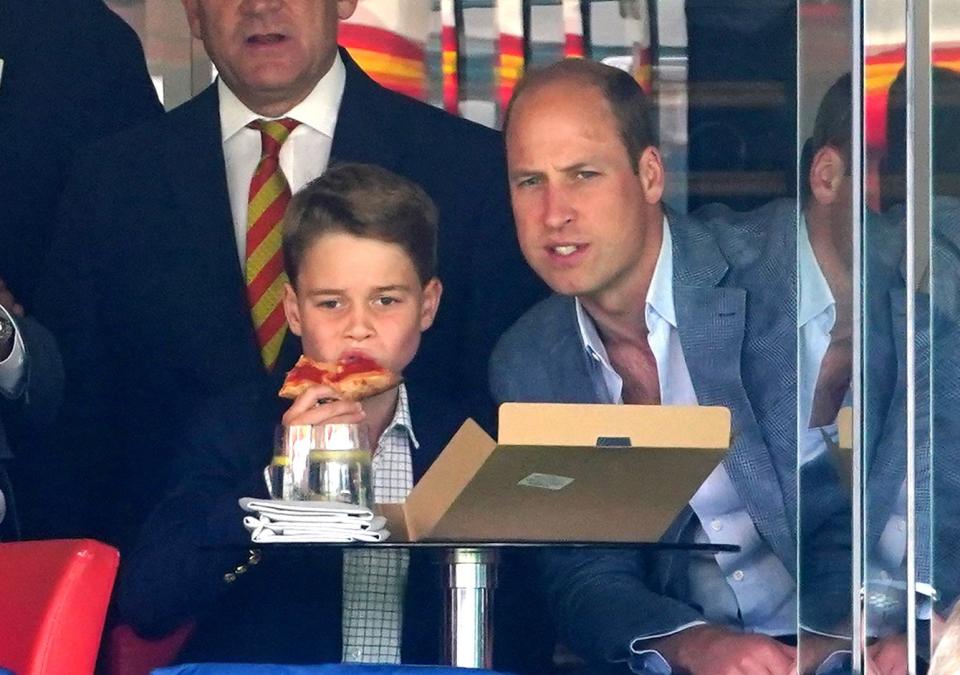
[0,313,15,360]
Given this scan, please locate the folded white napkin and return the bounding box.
[239,498,391,543]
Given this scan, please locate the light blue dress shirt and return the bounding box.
[575,218,797,673]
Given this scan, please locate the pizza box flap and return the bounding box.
[389,403,731,543]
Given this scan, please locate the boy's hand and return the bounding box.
[281,384,365,427]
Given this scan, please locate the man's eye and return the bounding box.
[515,176,540,189]
[576,170,599,180]
[376,296,400,306]
[316,299,340,309]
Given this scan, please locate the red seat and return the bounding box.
[0,538,119,675]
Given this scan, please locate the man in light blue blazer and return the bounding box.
[490,59,821,674]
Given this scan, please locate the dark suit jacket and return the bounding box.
[489,203,846,661]
[36,49,544,546]
[0,0,162,312]
[116,383,466,664]
[0,316,64,540]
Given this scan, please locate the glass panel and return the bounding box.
[106,0,203,109]
[797,2,857,671]
[928,0,960,670]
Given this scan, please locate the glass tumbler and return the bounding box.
[307,423,373,508]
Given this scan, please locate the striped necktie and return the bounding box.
[246,117,300,370]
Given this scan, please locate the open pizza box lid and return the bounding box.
[378,403,731,543]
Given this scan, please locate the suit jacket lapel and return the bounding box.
[329,49,402,170]
[672,212,794,565]
[162,85,295,385]
[545,299,609,404]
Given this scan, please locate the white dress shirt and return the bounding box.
[575,217,796,666]
[799,217,841,464]
[220,53,345,263]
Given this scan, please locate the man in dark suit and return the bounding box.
[489,59,832,674]
[0,0,162,539]
[37,0,543,547]
[0,0,163,312]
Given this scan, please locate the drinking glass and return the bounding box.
[307,423,373,508]
[264,424,313,501]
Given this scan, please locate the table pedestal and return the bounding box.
[442,547,499,668]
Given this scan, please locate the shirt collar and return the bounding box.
[218,52,346,142]
[799,214,836,327]
[379,383,419,450]
[575,216,675,363]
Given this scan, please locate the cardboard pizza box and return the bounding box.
[379,403,731,543]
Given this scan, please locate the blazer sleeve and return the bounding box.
[115,391,272,638]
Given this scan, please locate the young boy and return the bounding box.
[116,163,470,665]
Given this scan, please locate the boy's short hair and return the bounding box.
[503,58,658,174]
[282,162,439,287]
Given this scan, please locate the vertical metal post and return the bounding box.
[443,547,499,668]
[851,0,865,670]
[905,0,932,671]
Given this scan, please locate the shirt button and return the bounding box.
[349,648,363,659]
[897,518,906,532]
[711,519,723,532]
[732,570,745,582]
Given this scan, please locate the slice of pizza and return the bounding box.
[278,354,401,401]
[328,354,402,401]
[278,355,336,399]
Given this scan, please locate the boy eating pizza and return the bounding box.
[116,163,472,665]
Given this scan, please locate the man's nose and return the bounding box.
[240,0,283,15]
[542,184,575,230]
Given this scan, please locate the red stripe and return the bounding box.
[257,304,287,343]
[248,157,280,201]
[564,34,584,58]
[246,251,285,304]
[498,34,525,56]
[339,24,425,61]
[247,197,289,255]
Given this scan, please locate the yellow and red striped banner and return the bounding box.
[562,0,586,58]
[496,0,527,114]
[340,2,430,101]
[441,0,461,114]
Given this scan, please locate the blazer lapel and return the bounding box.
[329,49,402,170]
[162,85,286,385]
[544,298,609,404]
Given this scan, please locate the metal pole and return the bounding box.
[443,547,499,668]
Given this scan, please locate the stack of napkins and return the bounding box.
[239,498,391,543]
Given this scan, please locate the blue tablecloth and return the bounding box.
[154,665,511,675]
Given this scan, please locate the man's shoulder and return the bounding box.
[492,295,575,366]
[684,198,797,275]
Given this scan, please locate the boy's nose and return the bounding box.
[344,308,375,340]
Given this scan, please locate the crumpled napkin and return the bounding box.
[239,498,391,543]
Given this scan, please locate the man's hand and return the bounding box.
[0,278,24,318]
[867,634,908,675]
[644,625,795,675]
[281,384,365,427]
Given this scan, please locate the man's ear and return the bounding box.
[283,283,303,337]
[338,0,360,21]
[637,146,665,205]
[180,0,204,41]
[419,278,443,332]
[810,146,846,206]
